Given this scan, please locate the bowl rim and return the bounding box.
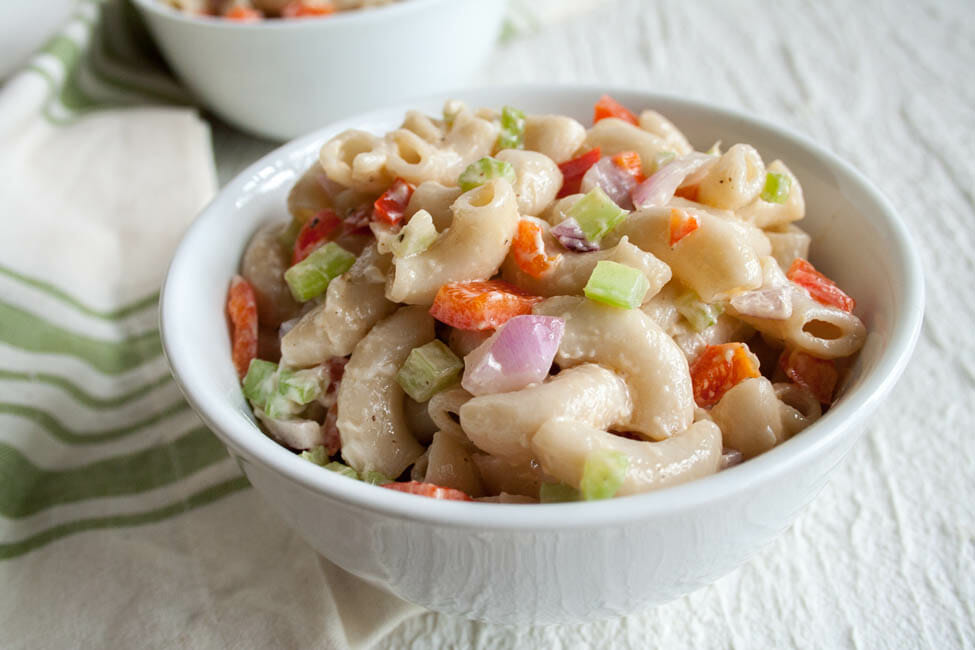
[160,84,925,531]
[130,0,452,30]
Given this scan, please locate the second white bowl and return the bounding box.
[132,0,508,140]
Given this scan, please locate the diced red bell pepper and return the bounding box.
[779,348,838,404]
[281,1,335,18]
[430,280,542,331]
[787,258,856,313]
[611,151,645,182]
[227,275,258,379]
[380,481,472,501]
[292,209,342,265]
[690,343,761,408]
[593,94,639,126]
[557,147,601,198]
[674,184,699,202]
[224,6,263,21]
[512,219,559,279]
[669,208,700,247]
[373,178,415,227]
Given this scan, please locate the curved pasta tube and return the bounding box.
[445,108,500,166]
[405,181,462,231]
[533,296,695,440]
[710,377,821,459]
[672,314,756,362]
[424,431,484,497]
[319,129,392,193]
[385,128,463,186]
[531,418,722,495]
[696,144,766,210]
[728,286,866,359]
[774,382,823,434]
[241,222,300,329]
[640,282,684,335]
[287,163,334,223]
[427,386,473,443]
[611,206,763,302]
[336,306,433,476]
[280,244,396,367]
[472,453,548,499]
[736,160,805,228]
[255,411,323,451]
[459,364,632,465]
[638,109,692,156]
[540,193,583,227]
[494,149,563,216]
[766,224,811,270]
[668,197,772,258]
[523,114,587,163]
[501,234,671,301]
[386,179,520,305]
[400,109,446,144]
[584,117,670,176]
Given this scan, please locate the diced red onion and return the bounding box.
[730,286,794,320]
[580,156,637,209]
[720,447,744,470]
[551,217,599,252]
[631,152,717,209]
[461,315,565,396]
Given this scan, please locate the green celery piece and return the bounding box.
[396,340,463,402]
[324,461,359,480]
[584,260,650,309]
[284,242,356,302]
[653,150,676,172]
[496,105,526,151]
[580,449,629,500]
[458,157,516,192]
[565,187,629,243]
[539,483,580,503]
[361,470,392,485]
[278,368,323,405]
[391,210,438,258]
[674,290,723,332]
[760,172,791,204]
[242,359,278,410]
[264,390,302,420]
[300,446,329,466]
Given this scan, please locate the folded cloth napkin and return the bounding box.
[0,1,612,647]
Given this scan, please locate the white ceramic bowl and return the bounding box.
[0,0,74,80]
[161,86,924,625]
[130,0,507,141]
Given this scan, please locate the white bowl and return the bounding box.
[130,0,508,141]
[0,0,74,80]
[161,86,924,624]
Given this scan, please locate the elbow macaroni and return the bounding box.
[234,96,869,501]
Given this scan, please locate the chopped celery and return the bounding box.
[675,290,723,332]
[653,150,676,172]
[458,157,516,192]
[580,449,629,500]
[391,210,438,258]
[284,242,356,302]
[361,470,392,485]
[242,359,278,410]
[496,105,526,150]
[278,367,323,405]
[264,389,302,420]
[760,172,791,204]
[565,187,629,243]
[324,461,359,479]
[300,445,329,466]
[584,260,650,309]
[396,340,463,402]
[539,482,580,503]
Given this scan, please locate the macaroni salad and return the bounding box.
[226,95,867,502]
[161,0,397,20]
